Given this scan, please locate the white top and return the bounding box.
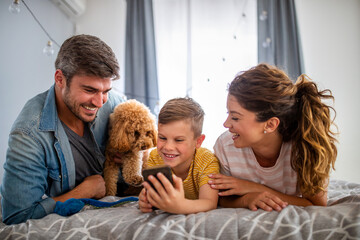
[214,131,299,196]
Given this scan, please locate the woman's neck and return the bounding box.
[252,134,283,168]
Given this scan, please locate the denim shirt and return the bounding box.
[1,84,124,224]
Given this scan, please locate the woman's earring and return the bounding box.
[264,130,267,134]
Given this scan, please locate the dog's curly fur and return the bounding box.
[104,99,157,196]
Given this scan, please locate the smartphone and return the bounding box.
[142,165,173,191]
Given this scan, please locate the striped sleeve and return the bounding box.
[197,149,220,188]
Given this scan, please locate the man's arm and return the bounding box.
[2,130,107,225]
[1,131,54,224]
[53,175,105,202]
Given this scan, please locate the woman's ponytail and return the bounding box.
[291,74,338,196]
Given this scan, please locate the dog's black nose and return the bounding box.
[141,145,147,150]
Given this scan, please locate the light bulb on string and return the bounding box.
[259,11,268,21]
[153,101,160,123]
[240,12,247,25]
[9,0,20,14]
[43,40,55,56]
[262,37,272,48]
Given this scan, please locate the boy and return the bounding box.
[138,97,219,214]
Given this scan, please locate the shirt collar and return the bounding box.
[39,84,58,131]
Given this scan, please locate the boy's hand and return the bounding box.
[144,173,186,214]
[208,173,255,196]
[240,192,288,211]
[138,188,153,213]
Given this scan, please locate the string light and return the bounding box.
[9,0,160,105]
[8,0,21,14]
[9,0,60,56]
[260,9,271,48]
[43,41,55,56]
[232,0,249,39]
[153,101,160,117]
[262,37,271,48]
[259,10,268,21]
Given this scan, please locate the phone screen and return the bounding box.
[142,165,173,190]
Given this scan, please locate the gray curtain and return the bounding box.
[257,0,304,80]
[125,0,159,113]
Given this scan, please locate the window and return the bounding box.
[153,0,257,149]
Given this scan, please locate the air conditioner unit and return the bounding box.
[51,0,86,19]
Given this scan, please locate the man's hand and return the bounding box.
[53,174,106,202]
[80,175,106,199]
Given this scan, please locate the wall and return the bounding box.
[75,0,127,93]
[0,0,74,186]
[295,0,360,183]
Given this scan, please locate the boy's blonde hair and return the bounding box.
[158,98,204,138]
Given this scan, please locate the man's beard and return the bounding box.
[63,87,97,123]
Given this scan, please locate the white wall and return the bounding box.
[0,0,74,186]
[75,0,127,93]
[295,0,360,183]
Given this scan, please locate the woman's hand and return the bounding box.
[143,173,186,214]
[138,188,153,213]
[240,192,288,211]
[208,173,256,196]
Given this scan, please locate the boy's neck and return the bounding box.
[171,155,194,181]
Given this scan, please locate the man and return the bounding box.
[1,34,124,224]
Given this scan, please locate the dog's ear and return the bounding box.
[108,114,131,152]
[152,129,157,146]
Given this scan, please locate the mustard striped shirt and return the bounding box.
[147,147,219,200]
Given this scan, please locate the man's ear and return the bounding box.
[264,117,280,133]
[195,134,205,149]
[55,69,66,88]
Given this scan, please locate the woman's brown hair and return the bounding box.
[229,64,338,196]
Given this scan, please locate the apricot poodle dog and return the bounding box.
[104,99,157,196]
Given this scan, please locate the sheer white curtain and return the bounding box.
[153,0,257,149]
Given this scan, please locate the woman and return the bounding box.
[209,64,338,211]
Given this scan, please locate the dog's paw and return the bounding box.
[128,175,144,186]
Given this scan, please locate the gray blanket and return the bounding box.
[1,179,359,239]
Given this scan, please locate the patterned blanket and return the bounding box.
[1,179,359,239]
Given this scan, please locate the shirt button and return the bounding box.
[59,175,62,179]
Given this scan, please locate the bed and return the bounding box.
[0,179,359,239]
